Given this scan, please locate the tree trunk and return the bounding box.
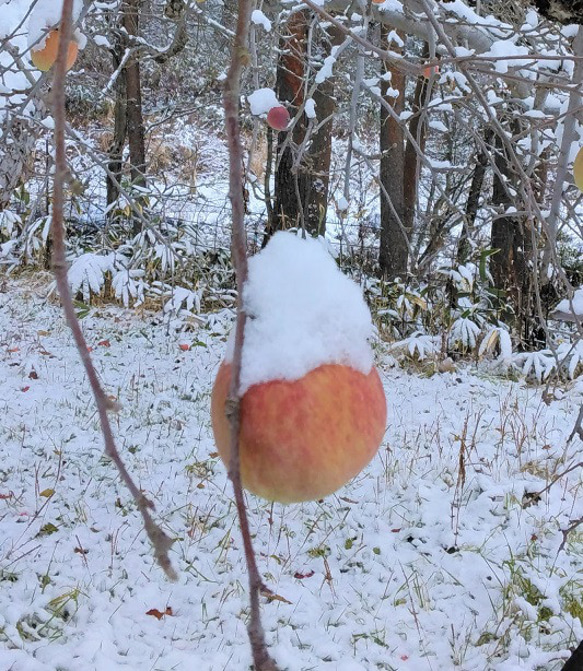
[265,10,309,241]
[106,40,127,212]
[490,131,534,345]
[123,0,146,235]
[379,27,407,280]
[456,128,494,264]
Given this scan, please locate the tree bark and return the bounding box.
[266,10,309,241]
[490,130,534,345]
[106,40,127,212]
[123,0,146,235]
[379,27,407,280]
[456,128,494,264]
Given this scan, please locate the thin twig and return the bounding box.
[50,0,177,582]
[223,0,280,668]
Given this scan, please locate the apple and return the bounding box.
[31,29,79,72]
[574,146,583,192]
[266,106,290,131]
[422,64,440,79]
[211,361,387,503]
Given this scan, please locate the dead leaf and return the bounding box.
[7,347,19,353]
[98,339,111,347]
[28,370,39,380]
[39,488,55,498]
[293,570,315,579]
[37,330,50,337]
[21,386,30,392]
[146,606,173,620]
[178,344,190,351]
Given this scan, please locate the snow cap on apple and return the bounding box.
[247,88,290,131]
[211,232,387,504]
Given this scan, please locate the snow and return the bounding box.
[247,87,279,116]
[226,232,374,392]
[28,0,85,50]
[554,287,583,317]
[315,55,336,84]
[251,9,271,32]
[304,97,316,119]
[0,278,582,669]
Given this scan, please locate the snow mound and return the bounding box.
[227,232,374,393]
[553,287,583,319]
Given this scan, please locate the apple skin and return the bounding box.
[31,29,79,72]
[574,146,583,192]
[266,106,290,131]
[211,362,387,503]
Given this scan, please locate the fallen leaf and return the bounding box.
[74,546,88,555]
[28,370,39,380]
[21,386,30,393]
[87,346,93,352]
[293,570,315,580]
[39,488,55,498]
[209,451,219,458]
[0,493,13,500]
[37,523,59,536]
[98,339,111,347]
[146,606,173,620]
[37,330,50,337]
[7,347,19,353]
[179,343,190,351]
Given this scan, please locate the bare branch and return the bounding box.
[223,0,280,667]
[50,0,177,582]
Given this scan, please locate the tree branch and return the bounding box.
[50,0,177,582]
[223,0,280,668]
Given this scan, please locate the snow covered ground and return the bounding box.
[0,275,582,670]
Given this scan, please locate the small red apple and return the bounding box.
[266,106,290,131]
[422,64,440,79]
[211,362,387,503]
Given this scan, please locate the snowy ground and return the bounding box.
[0,276,582,671]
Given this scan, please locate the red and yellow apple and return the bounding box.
[574,146,583,192]
[266,106,290,131]
[211,361,387,503]
[31,29,79,72]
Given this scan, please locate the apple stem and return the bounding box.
[223,0,281,668]
[50,1,177,582]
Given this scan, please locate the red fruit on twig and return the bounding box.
[266,106,290,131]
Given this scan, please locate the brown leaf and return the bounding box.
[97,339,111,347]
[146,606,173,620]
[29,370,39,380]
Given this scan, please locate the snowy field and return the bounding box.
[0,275,582,670]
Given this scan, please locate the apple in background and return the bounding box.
[211,361,387,504]
[422,64,440,79]
[31,29,79,72]
[266,106,290,131]
[574,146,583,192]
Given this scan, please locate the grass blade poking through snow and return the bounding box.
[49,0,177,582]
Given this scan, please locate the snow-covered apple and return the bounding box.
[31,29,79,72]
[211,361,386,503]
[266,105,290,131]
[574,146,583,192]
[210,232,387,504]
